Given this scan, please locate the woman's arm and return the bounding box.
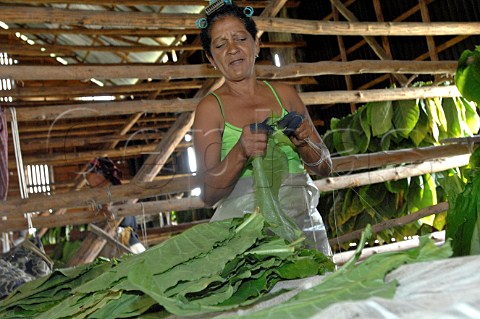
[192,97,268,206]
[273,83,332,177]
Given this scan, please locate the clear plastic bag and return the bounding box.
[212,173,332,256]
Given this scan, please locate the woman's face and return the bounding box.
[208,15,259,81]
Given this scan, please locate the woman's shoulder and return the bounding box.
[266,81,298,98]
[193,93,223,128]
[265,81,302,111]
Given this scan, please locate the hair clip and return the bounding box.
[205,0,232,16]
[196,17,208,29]
[243,6,254,17]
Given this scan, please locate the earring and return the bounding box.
[213,65,217,70]
[255,54,259,59]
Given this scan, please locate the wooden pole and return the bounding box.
[331,143,472,173]
[316,154,471,192]
[0,197,205,233]
[8,85,461,122]
[0,175,199,217]
[329,202,449,247]
[1,6,479,35]
[0,60,458,81]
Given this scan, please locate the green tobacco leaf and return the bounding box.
[407,175,436,214]
[336,189,364,226]
[459,97,480,134]
[264,131,290,197]
[424,98,440,142]
[75,219,235,294]
[431,98,448,132]
[442,98,463,137]
[252,157,302,243]
[359,184,386,208]
[455,46,480,103]
[148,213,265,294]
[223,232,451,319]
[275,258,320,280]
[245,238,295,259]
[393,100,420,138]
[89,293,157,319]
[385,179,408,194]
[367,100,393,137]
[418,174,438,226]
[409,103,429,146]
[332,115,356,155]
[471,205,480,255]
[446,172,480,256]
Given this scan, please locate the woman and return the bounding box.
[192,1,332,254]
[85,157,145,254]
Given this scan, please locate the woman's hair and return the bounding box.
[87,157,122,185]
[200,2,257,57]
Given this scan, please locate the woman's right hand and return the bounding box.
[239,124,268,158]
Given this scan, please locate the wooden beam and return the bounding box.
[18,132,165,152]
[1,6,479,35]
[10,80,204,98]
[8,141,191,167]
[9,85,461,122]
[331,143,472,173]
[0,27,200,37]
[10,78,317,99]
[329,0,408,85]
[0,197,205,233]
[329,202,449,247]
[0,60,458,81]
[1,41,305,55]
[332,4,355,112]
[88,223,133,254]
[357,35,469,90]
[331,0,435,62]
[0,174,199,217]
[5,0,293,8]
[316,154,470,192]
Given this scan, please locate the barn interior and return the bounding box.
[0,0,479,268]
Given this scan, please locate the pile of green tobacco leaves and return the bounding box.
[0,212,335,318]
[223,225,453,319]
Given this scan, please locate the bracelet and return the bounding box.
[302,137,328,167]
[303,156,325,167]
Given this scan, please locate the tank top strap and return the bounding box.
[210,91,226,120]
[263,80,288,115]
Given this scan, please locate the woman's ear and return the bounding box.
[206,54,216,69]
[254,37,260,57]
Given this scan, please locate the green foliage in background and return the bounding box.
[320,84,479,247]
[445,147,480,257]
[456,45,480,103]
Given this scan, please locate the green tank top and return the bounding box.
[210,81,305,177]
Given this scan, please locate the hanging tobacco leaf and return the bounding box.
[455,46,480,103]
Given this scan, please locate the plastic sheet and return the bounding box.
[211,173,332,256]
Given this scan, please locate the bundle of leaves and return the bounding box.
[320,89,479,246]
[456,45,480,103]
[446,147,480,257]
[223,225,453,319]
[0,212,335,318]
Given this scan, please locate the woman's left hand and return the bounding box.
[289,118,313,148]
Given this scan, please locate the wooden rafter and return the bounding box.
[1,6,479,35]
[3,0,298,8]
[7,85,461,122]
[0,60,458,81]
